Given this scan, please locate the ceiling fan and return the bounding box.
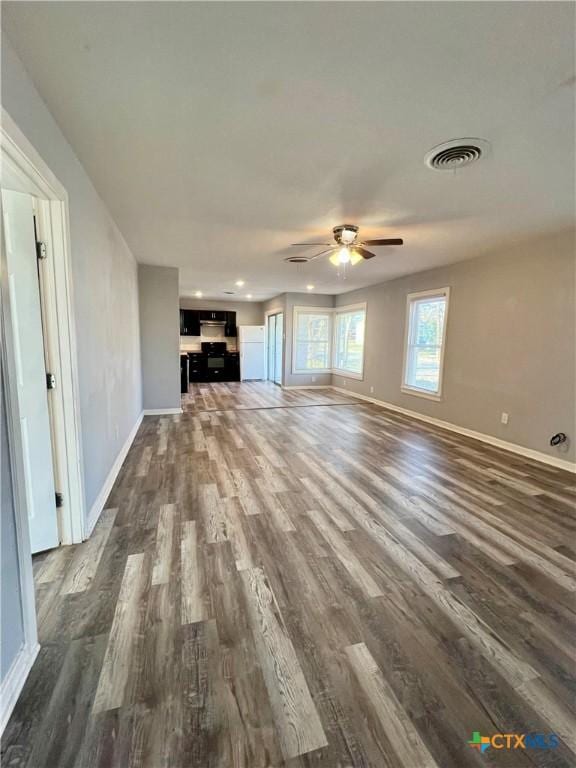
[285,224,403,267]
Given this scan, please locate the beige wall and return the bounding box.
[179,298,264,351]
[332,229,575,463]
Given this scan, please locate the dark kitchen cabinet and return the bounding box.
[224,353,240,381]
[180,309,200,336]
[200,310,227,322]
[224,311,237,338]
[187,352,207,382]
[180,354,189,393]
[180,308,237,336]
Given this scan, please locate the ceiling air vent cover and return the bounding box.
[424,138,490,171]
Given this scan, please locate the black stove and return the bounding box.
[201,342,227,355]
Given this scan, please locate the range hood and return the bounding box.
[200,319,226,326]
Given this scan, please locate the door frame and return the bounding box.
[265,307,284,385]
[1,108,86,546]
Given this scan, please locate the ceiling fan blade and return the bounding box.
[362,238,404,246]
[307,247,336,261]
[355,247,377,260]
[290,242,332,247]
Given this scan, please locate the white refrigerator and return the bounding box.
[239,325,266,381]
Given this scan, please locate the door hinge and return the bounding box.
[55,492,64,508]
[36,241,47,259]
[46,372,56,390]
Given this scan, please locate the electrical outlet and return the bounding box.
[369,386,374,394]
[343,379,347,386]
[501,412,509,425]
[311,376,316,383]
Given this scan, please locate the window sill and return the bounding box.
[292,369,332,376]
[401,386,442,402]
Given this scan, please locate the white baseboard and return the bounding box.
[85,410,144,537]
[331,387,576,473]
[281,385,332,390]
[143,408,182,415]
[0,641,39,736]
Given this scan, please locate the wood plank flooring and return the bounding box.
[3,382,576,767]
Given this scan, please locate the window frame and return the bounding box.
[401,287,450,401]
[332,302,367,380]
[292,306,334,374]
[291,303,367,378]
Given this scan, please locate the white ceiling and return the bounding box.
[3,2,575,301]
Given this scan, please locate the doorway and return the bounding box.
[2,189,59,553]
[1,111,85,554]
[267,312,283,385]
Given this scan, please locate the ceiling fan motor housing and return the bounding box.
[333,224,359,245]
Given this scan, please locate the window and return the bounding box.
[292,304,367,376]
[402,288,449,398]
[333,307,366,376]
[293,310,332,372]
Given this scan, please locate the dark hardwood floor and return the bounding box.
[3,382,576,767]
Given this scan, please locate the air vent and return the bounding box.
[285,256,310,264]
[424,138,489,171]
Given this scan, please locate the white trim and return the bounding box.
[332,302,367,380]
[0,641,40,735]
[292,303,368,379]
[281,384,332,390]
[401,286,450,400]
[143,408,182,416]
[264,308,284,385]
[1,109,86,544]
[85,411,144,536]
[400,386,442,402]
[292,305,333,375]
[1,196,39,730]
[331,387,576,473]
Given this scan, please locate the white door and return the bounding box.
[2,189,59,553]
[266,313,283,385]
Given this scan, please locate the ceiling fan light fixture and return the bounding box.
[350,250,363,265]
[338,246,351,264]
[340,227,358,245]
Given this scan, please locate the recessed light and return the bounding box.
[195,291,203,298]
[246,293,252,299]
[306,284,315,291]
[235,280,245,287]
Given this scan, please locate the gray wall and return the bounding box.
[283,293,334,388]
[1,364,25,679]
[1,32,142,514]
[333,229,576,462]
[139,265,180,411]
